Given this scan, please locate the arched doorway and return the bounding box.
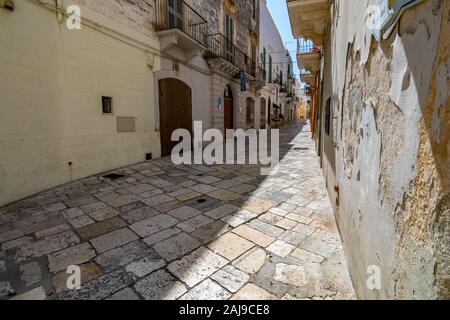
[158,78,192,157]
[260,97,266,129]
[246,97,255,129]
[224,85,234,130]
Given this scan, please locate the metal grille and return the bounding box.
[205,33,256,78]
[156,0,208,46]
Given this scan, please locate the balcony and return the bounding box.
[297,39,321,73]
[300,72,317,87]
[204,33,256,79]
[286,0,328,46]
[251,67,266,91]
[155,0,208,62]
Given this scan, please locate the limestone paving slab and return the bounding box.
[47,243,96,273]
[134,269,187,300]
[15,231,80,262]
[77,217,127,241]
[231,284,276,300]
[52,262,103,294]
[180,279,232,300]
[208,232,254,260]
[211,265,250,293]
[143,228,181,246]
[60,269,133,300]
[153,233,201,261]
[95,241,156,272]
[177,215,214,233]
[125,256,166,279]
[129,215,179,238]
[232,225,276,248]
[168,206,202,221]
[90,228,138,253]
[233,247,268,275]
[168,247,228,288]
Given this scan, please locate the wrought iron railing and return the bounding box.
[245,56,257,78]
[297,38,321,54]
[257,67,266,84]
[205,33,257,78]
[155,0,208,46]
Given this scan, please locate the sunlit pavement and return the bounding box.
[0,121,355,300]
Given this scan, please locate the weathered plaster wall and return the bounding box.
[321,0,449,299]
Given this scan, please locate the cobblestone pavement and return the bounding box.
[0,121,355,300]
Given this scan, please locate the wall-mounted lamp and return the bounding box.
[0,0,14,11]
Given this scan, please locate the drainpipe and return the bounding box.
[334,185,340,207]
[55,0,63,23]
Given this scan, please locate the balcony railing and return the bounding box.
[297,39,321,55]
[155,0,208,46]
[257,67,267,84]
[205,33,256,77]
[245,56,256,78]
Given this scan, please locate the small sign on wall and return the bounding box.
[216,97,223,111]
[117,117,136,133]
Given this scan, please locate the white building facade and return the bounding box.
[259,0,296,128]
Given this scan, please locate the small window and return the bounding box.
[102,96,113,114]
[325,98,331,135]
[252,0,257,19]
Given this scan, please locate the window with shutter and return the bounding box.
[168,0,184,28]
[269,55,272,82]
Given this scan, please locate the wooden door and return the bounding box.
[224,98,233,130]
[159,78,192,157]
[224,12,234,63]
[246,98,255,129]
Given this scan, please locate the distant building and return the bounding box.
[259,0,297,128]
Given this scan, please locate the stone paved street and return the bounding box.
[0,122,355,300]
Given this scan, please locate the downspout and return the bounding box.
[55,0,63,23]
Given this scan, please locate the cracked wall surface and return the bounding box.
[320,0,449,299]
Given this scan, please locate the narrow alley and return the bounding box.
[0,121,354,300]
